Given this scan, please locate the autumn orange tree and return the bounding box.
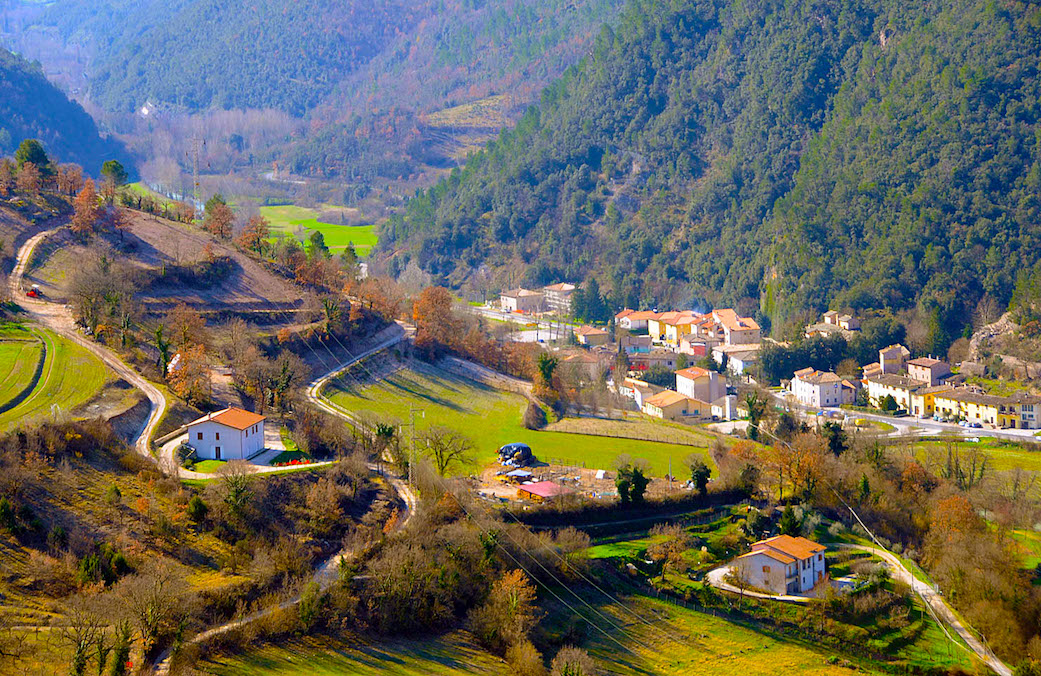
[56,164,84,195]
[413,286,459,358]
[15,162,41,195]
[165,302,208,351]
[70,180,100,238]
[167,343,211,405]
[235,214,270,254]
[202,202,235,239]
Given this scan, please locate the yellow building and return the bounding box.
[866,374,922,411]
[642,391,708,421]
[933,391,1003,426]
[909,385,953,418]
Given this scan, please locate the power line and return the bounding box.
[424,477,649,658]
[498,508,690,646]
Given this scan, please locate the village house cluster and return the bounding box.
[786,313,1041,430]
[613,308,761,423]
[497,285,764,426]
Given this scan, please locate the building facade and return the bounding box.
[733,535,826,595]
[790,369,846,408]
[675,366,725,404]
[906,357,952,386]
[542,283,576,315]
[500,288,544,313]
[186,408,266,461]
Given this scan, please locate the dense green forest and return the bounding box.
[46,0,623,120]
[382,0,1041,350]
[0,46,127,171]
[83,0,431,115]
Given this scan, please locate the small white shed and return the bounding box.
[186,407,267,461]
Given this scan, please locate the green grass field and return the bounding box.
[0,323,44,408]
[904,436,1041,472]
[200,631,504,675]
[0,327,110,430]
[260,205,378,256]
[1011,528,1041,569]
[124,182,187,215]
[540,592,890,675]
[584,518,974,674]
[324,362,713,475]
[192,460,226,474]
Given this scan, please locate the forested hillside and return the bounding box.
[0,46,127,171]
[85,0,430,115]
[47,0,623,120]
[382,0,1041,349]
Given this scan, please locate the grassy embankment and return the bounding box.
[901,435,1041,472]
[199,631,504,675]
[323,361,717,475]
[0,323,110,431]
[203,590,940,676]
[583,508,974,673]
[260,205,377,256]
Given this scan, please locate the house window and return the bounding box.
[197,432,203,441]
[762,565,771,573]
[215,432,220,441]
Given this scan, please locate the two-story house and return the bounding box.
[733,535,826,595]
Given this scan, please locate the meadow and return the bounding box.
[0,322,43,409]
[0,326,110,431]
[581,511,975,674]
[199,631,504,675]
[898,435,1041,473]
[259,204,378,256]
[324,361,716,476]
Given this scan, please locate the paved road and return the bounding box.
[707,544,1011,676]
[8,228,168,459]
[771,389,1040,443]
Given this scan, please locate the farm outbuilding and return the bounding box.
[517,481,574,503]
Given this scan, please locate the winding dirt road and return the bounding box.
[152,323,417,674]
[8,228,167,457]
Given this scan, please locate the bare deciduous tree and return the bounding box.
[420,426,474,477]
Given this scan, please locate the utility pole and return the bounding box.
[187,133,203,206]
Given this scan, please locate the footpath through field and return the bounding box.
[8,227,167,459]
[707,544,1012,676]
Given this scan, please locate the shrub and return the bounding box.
[507,639,547,676]
[47,524,67,552]
[0,496,16,532]
[187,495,209,523]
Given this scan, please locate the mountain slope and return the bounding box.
[65,0,624,119]
[0,47,127,171]
[382,0,1041,345]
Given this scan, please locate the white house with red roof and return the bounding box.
[733,535,827,595]
[675,366,725,403]
[186,407,267,461]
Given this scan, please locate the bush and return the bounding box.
[0,496,15,532]
[506,640,547,676]
[187,495,209,523]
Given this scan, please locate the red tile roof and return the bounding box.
[753,535,825,560]
[189,407,266,431]
[675,366,712,380]
[518,481,573,499]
